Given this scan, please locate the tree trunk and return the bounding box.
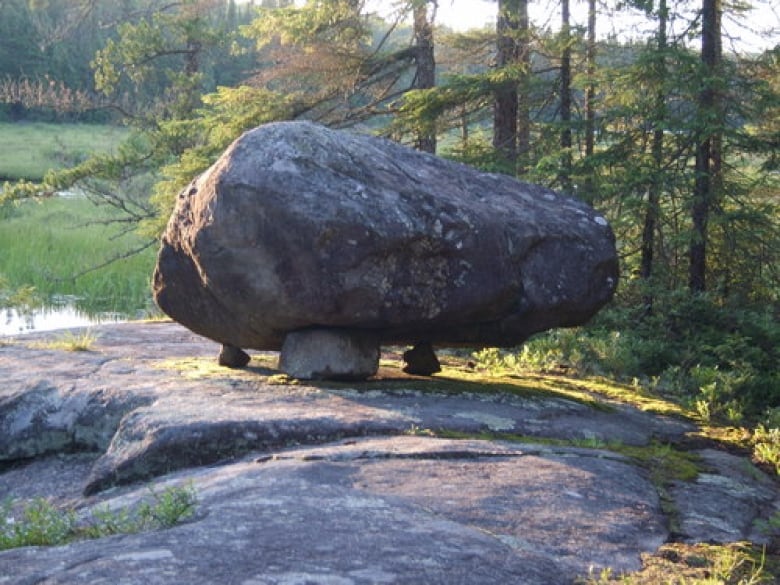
[493,0,519,168]
[413,0,436,153]
[640,0,668,311]
[559,0,572,192]
[516,0,530,174]
[582,0,596,199]
[689,0,722,294]
[460,105,469,146]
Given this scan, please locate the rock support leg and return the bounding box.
[219,344,251,368]
[279,329,380,380]
[402,342,441,376]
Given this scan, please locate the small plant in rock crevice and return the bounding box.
[752,425,780,476]
[0,483,197,551]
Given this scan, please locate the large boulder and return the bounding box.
[153,121,618,376]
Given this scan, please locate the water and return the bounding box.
[1,303,127,336]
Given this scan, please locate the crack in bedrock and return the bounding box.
[257,445,624,465]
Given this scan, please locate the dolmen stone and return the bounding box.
[153,121,618,379]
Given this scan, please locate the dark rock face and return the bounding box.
[153,121,618,354]
[218,344,250,368]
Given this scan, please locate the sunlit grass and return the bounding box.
[583,542,774,584]
[0,122,127,181]
[0,196,156,316]
[27,329,100,352]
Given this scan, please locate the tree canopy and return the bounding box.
[0,0,778,308]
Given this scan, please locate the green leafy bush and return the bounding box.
[0,483,197,551]
[0,498,74,549]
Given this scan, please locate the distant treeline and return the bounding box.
[0,0,262,123]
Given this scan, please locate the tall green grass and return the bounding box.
[0,196,157,315]
[0,122,127,181]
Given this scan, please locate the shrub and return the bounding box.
[0,483,197,551]
[474,292,780,427]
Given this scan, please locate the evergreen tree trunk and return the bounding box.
[559,0,572,192]
[460,105,469,146]
[493,0,519,168]
[689,0,722,293]
[582,0,596,198]
[517,0,530,174]
[640,0,668,311]
[413,0,436,153]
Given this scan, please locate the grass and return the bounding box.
[0,122,127,182]
[0,483,197,551]
[27,329,100,352]
[0,196,157,316]
[581,542,775,584]
[752,425,780,475]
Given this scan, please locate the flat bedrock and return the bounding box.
[1,322,776,584]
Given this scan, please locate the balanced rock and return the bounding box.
[153,121,618,379]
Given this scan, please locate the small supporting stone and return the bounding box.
[402,342,441,376]
[279,329,379,381]
[218,344,251,368]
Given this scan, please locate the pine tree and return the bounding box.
[493,0,520,168]
[689,0,723,293]
[639,0,669,311]
[412,0,437,153]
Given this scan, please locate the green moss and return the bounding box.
[422,427,700,482]
[543,374,691,418]
[617,442,701,483]
[152,356,262,380]
[318,362,615,411]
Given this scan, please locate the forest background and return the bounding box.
[0,0,778,450]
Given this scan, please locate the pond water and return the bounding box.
[1,304,126,337]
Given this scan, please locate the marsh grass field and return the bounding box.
[0,196,157,315]
[0,122,155,317]
[0,122,127,181]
